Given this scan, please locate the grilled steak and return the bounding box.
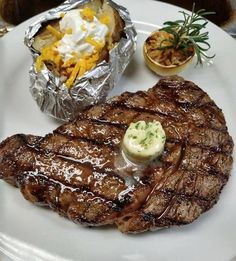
[0,76,234,233]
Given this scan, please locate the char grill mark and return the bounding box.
[83,94,231,154]
[0,76,234,233]
[1,135,127,201]
[185,104,227,131]
[98,77,228,133]
[108,95,185,119]
[180,145,233,177]
[18,171,119,225]
[0,135,128,224]
[152,79,211,108]
[38,132,119,172]
[117,136,231,233]
[56,119,126,147]
[36,131,179,216]
[116,142,189,232]
[83,104,232,154]
[112,77,233,233]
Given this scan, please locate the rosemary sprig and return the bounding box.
[159,4,215,65]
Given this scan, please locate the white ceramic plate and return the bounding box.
[1,0,236,260]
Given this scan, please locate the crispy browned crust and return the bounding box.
[0,76,234,232]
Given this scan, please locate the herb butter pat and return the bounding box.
[122,120,166,162]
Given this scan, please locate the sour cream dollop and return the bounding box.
[122,120,166,162]
[57,9,109,61]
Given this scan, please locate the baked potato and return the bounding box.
[32,0,124,88]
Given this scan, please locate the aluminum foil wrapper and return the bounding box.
[24,0,137,121]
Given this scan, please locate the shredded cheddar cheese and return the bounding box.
[46,25,64,40]
[36,36,103,88]
[55,54,61,67]
[65,60,81,87]
[64,53,100,87]
[35,42,63,72]
[66,67,74,74]
[36,7,110,89]
[80,7,96,22]
[85,36,104,50]
[81,24,87,31]
[62,57,76,68]
[35,56,43,72]
[65,28,73,34]
[99,15,110,26]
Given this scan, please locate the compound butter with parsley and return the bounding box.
[122,120,166,162]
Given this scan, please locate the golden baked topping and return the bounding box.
[143,4,215,76]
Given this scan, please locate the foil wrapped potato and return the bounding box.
[25,0,136,121]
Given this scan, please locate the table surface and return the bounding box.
[0,0,236,38]
[1,1,236,260]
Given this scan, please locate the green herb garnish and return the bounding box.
[159,4,215,65]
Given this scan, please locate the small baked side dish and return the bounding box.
[143,6,215,76]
